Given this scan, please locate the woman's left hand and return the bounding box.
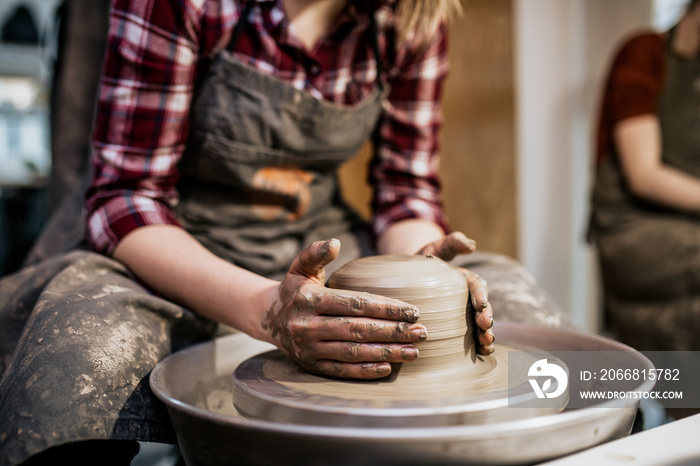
[415,232,495,355]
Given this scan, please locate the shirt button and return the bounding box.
[309,63,320,76]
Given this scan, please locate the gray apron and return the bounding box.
[0,4,385,464]
[589,27,700,350]
[176,1,385,278]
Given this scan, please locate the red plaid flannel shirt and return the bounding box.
[85,0,450,255]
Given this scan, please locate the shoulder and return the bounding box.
[374,4,448,74]
[109,0,225,38]
[612,30,665,73]
[619,30,664,49]
[154,0,243,58]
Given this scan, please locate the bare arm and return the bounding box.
[615,114,700,212]
[113,225,426,379]
[113,224,278,342]
[376,218,445,255]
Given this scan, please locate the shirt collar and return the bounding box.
[257,0,395,25]
[348,0,394,18]
[259,0,394,37]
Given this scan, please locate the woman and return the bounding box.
[0,0,495,464]
[589,0,700,351]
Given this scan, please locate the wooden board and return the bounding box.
[338,0,517,258]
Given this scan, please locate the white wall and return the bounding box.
[514,0,658,331]
[654,0,691,29]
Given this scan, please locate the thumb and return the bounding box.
[289,238,341,279]
[416,232,476,260]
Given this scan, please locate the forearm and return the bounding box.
[112,224,278,343]
[376,218,445,255]
[628,164,700,212]
[615,115,700,213]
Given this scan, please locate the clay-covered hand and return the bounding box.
[262,239,428,379]
[415,232,495,355]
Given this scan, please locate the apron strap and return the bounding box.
[367,11,384,90]
[228,0,257,52]
[228,1,384,89]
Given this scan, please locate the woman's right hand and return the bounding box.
[262,239,428,379]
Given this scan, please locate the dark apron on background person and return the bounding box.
[588,27,700,351]
[0,3,386,464]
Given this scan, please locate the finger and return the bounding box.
[313,287,421,323]
[478,343,495,356]
[478,328,495,347]
[416,232,477,261]
[313,341,419,363]
[475,302,494,332]
[290,238,341,280]
[466,270,489,311]
[307,316,428,343]
[310,360,393,379]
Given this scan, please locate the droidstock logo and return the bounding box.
[528,359,568,399]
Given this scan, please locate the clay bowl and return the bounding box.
[231,255,567,427]
[150,321,654,465]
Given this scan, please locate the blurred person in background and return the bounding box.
[589,0,700,352]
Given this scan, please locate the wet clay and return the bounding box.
[233,255,565,427]
[328,254,477,376]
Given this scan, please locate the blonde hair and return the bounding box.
[395,0,463,44]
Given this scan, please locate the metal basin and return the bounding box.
[150,321,653,465]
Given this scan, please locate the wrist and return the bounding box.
[218,267,279,343]
[245,280,281,345]
[377,219,444,255]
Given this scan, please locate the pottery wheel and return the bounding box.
[233,255,569,427]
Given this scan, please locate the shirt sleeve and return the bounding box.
[370,21,451,239]
[84,0,209,255]
[608,33,665,123]
[596,32,665,164]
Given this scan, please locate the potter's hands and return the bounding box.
[415,232,495,355]
[262,239,428,379]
